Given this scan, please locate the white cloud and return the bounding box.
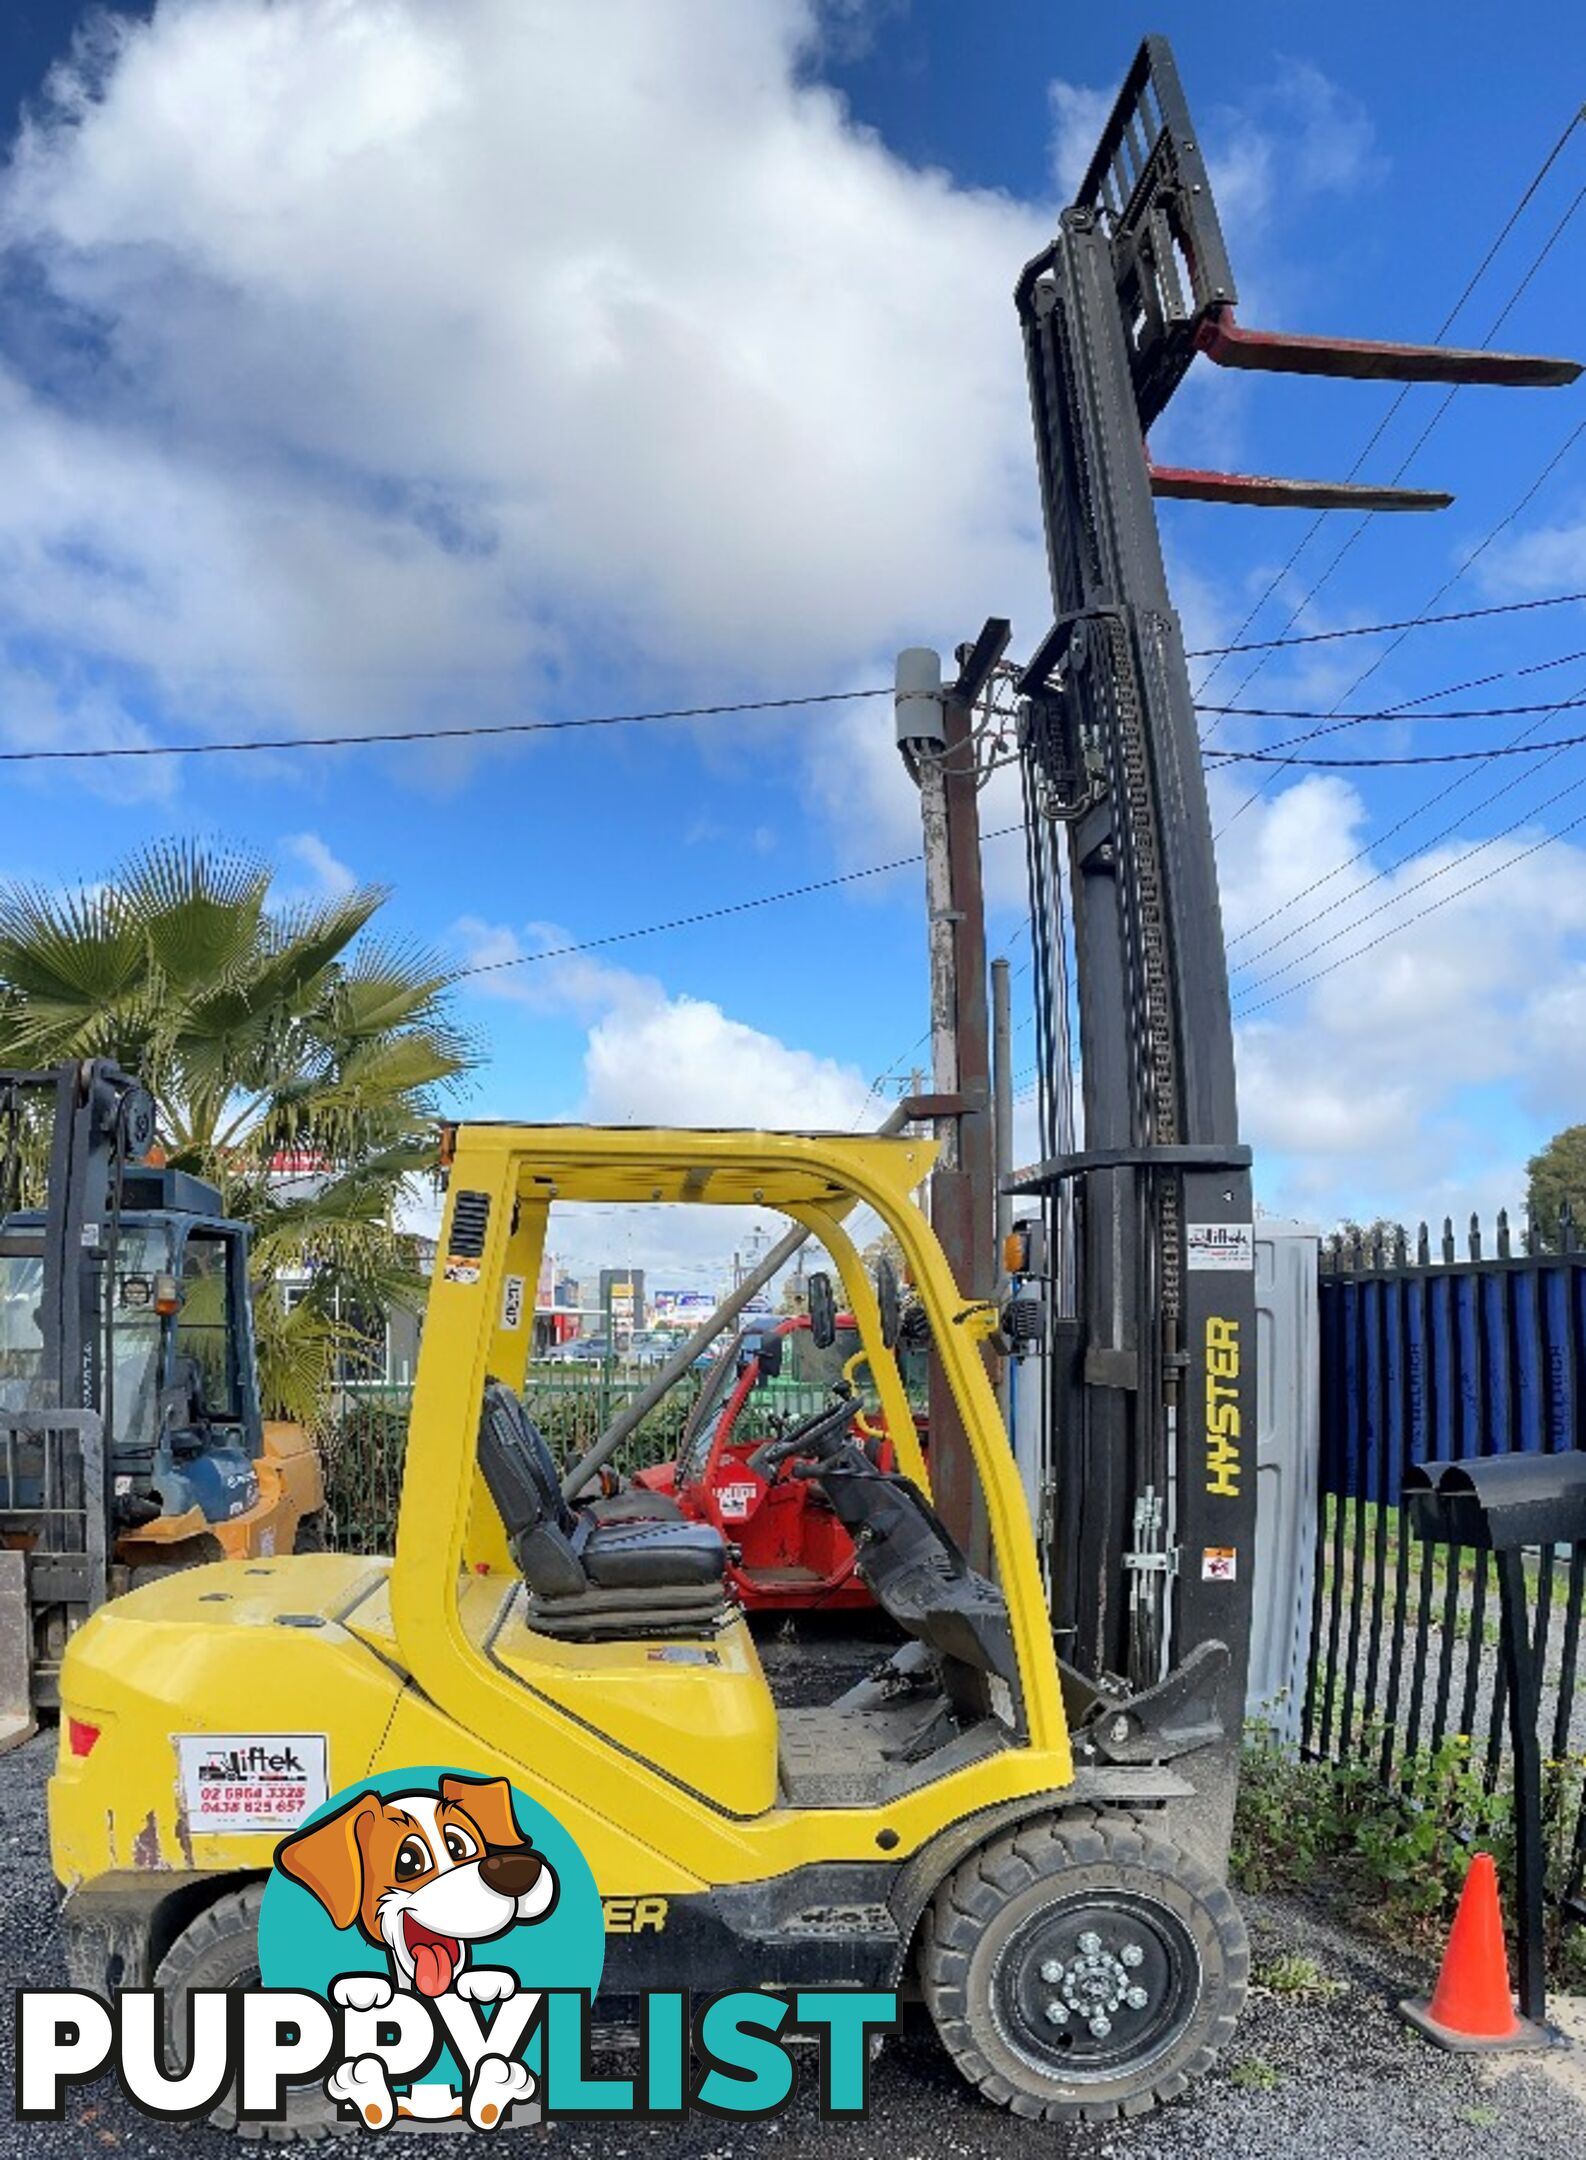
[452,910,876,1282]
[452,918,662,1024]
[1479,507,1586,598]
[0,12,1375,821]
[0,649,171,803]
[1217,766,1586,1224]
[1047,81,1114,203]
[581,991,871,1131]
[0,0,1051,749]
[280,828,356,898]
[456,911,873,1130]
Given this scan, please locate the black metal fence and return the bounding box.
[1304,1208,1586,1877]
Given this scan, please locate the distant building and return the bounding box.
[598,1267,645,1350]
[277,1232,434,1392]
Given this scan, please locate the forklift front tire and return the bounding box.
[154,1882,346,2144]
[919,1812,1247,2123]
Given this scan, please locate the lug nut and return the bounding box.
[1088,2013,1112,2039]
[1077,1930,1102,1957]
[1043,2000,1069,2025]
[1120,1942,1145,1968]
[1126,1985,1149,2010]
[1039,1959,1063,1983]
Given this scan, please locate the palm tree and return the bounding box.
[0,841,475,1423]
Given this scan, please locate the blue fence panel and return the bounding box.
[1320,1245,1586,1504]
[1308,1224,1586,1818]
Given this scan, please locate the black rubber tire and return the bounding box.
[292,1510,328,1555]
[153,1883,347,2143]
[919,1811,1247,2124]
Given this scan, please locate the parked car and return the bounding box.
[553,1335,610,1364]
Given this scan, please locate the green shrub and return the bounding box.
[1233,1723,1586,1979]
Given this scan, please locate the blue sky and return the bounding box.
[1,0,1585,1272]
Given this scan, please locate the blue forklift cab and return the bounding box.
[0,1165,264,1528]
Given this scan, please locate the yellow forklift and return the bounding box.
[51,1120,1249,2124]
[43,37,1575,2127]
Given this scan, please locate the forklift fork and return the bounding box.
[1067,36,1578,514]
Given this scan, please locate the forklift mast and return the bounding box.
[1007,38,1578,1850]
[2,1061,158,1419]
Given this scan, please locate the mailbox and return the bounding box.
[1402,1445,1586,2039]
[1403,1451,1586,1554]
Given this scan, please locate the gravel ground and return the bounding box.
[5,1729,1585,2158]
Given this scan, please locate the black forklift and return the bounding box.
[0,1059,323,1742]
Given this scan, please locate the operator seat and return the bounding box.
[587,1485,685,1524]
[477,1382,729,1639]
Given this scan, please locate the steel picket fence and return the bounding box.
[1303,1208,1586,1899]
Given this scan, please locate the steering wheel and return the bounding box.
[744,1388,858,1480]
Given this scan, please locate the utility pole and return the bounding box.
[991,953,1014,1427]
[895,624,1007,1568]
[991,955,1014,1264]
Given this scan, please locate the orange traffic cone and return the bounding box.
[1400,1853,1552,2052]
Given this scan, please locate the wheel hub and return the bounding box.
[992,1892,1200,2083]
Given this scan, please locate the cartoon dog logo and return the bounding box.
[276,1773,559,2130]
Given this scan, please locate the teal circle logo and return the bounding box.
[259,1764,604,2006]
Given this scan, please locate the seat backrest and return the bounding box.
[477,1381,586,1598]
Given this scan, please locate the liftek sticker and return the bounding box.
[501,1273,526,1330]
[716,1481,758,1521]
[444,1259,481,1285]
[1187,1222,1255,1271]
[1202,1547,1238,1583]
[176,1733,329,1834]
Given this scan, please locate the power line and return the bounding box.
[1194,109,1586,711]
[1207,728,1586,769]
[1199,646,1586,768]
[1234,801,1586,1018]
[1196,639,1586,766]
[0,686,890,765]
[459,823,1026,981]
[1203,690,1586,725]
[858,910,1034,1129]
[1226,657,1586,956]
[1232,676,1586,972]
[1212,411,1586,830]
[1233,746,1586,1001]
[1185,588,1586,662]
[7,592,1586,772]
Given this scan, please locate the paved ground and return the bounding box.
[4,1728,1585,2158]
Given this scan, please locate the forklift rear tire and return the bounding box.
[292,1510,328,1554]
[154,1882,346,2143]
[919,1811,1246,2123]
